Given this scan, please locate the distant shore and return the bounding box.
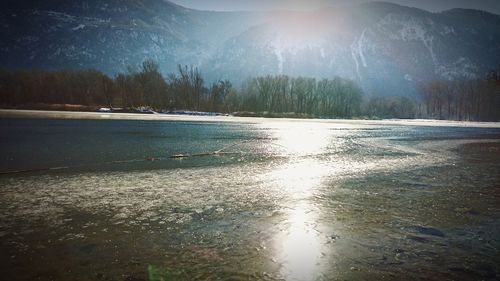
[0,109,238,122]
[1,109,500,128]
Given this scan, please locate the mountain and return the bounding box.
[1,0,499,96]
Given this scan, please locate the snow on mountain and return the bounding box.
[1,0,499,96]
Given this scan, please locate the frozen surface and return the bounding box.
[0,118,499,280]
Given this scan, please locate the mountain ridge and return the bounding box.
[1,0,499,96]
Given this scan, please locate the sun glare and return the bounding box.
[278,201,322,281]
[260,121,335,280]
[267,122,332,156]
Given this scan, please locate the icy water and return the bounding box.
[0,118,499,281]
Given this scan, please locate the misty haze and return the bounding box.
[0,1,499,281]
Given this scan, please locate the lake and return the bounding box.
[0,117,499,280]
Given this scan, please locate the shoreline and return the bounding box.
[1,109,500,128]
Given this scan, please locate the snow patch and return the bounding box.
[274,47,284,73]
[378,14,438,68]
[320,48,326,59]
[350,28,371,81]
[71,24,85,31]
[358,29,368,68]
[350,41,361,81]
[270,34,324,74]
[441,25,456,36]
[437,57,478,80]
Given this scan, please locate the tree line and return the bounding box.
[417,72,499,121]
[0,62,363,118]
[1,60,498,121]
[361,69,500,121]
[0,68,114,107]
[237,75,363,118]
[0,60,236,113]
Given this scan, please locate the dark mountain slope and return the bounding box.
[1,1,499,96]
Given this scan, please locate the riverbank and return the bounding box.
[1,109,500,128]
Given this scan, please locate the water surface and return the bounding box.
[0,118,499,280]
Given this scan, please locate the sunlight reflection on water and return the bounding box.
[265,122,335,280]
[268,122,332,156]
[268,160,327,280]
[279,201,322,281]
[268,159,329,198]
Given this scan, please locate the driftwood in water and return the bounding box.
[169,153,190,159]
[0,141,250,174]
[169,151,228,159]
[169,140,249,159]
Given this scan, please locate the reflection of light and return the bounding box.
[263,122,334,197]
[279,202,321,281]
[265,159,327,279]
[269,159,329,198]
[269,122,331,156]
[260,121,339,279]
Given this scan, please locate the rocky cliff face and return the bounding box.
[1,0,499,95]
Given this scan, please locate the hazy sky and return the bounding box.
[171,0,500,14]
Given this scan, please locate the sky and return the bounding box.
[170,0,500,14]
